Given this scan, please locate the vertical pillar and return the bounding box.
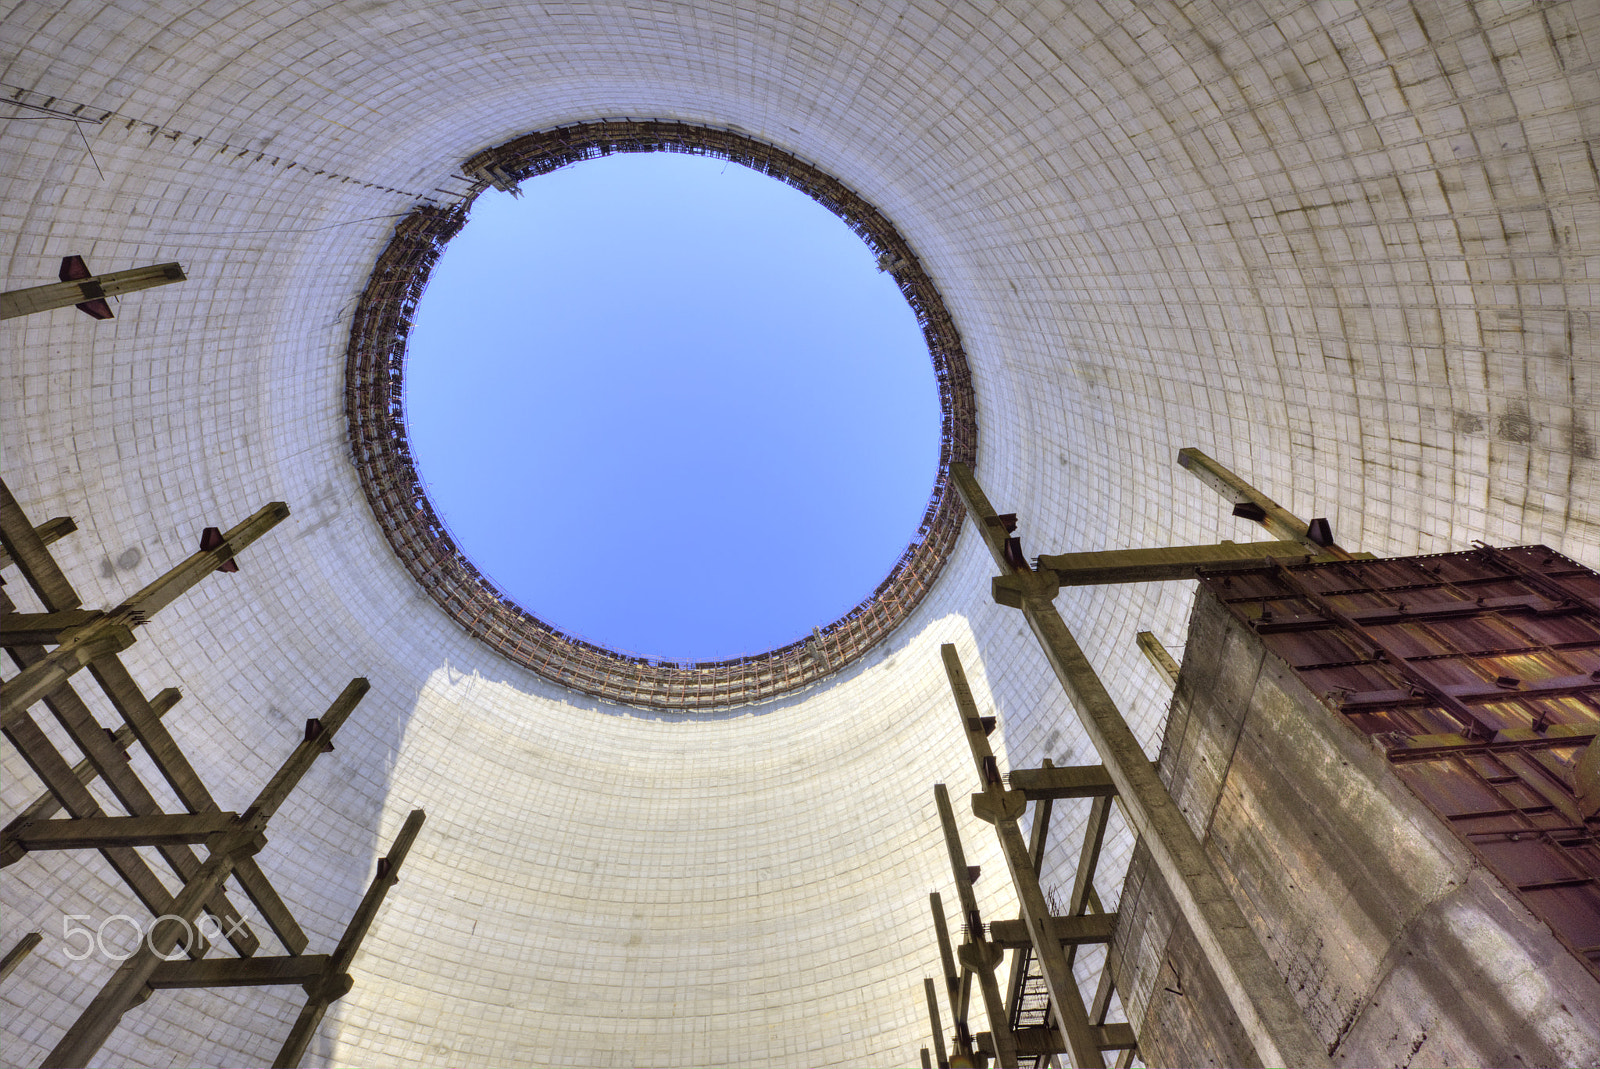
[949,462,1329,1069]
[943,647,1104,1069]
[934,784,1018,1069]
[274,808,427,1068]
[925,977,951,1069]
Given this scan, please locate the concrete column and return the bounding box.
[942,646,1104,1069]
[933,784,1018,1069]
[274,808,426,1068]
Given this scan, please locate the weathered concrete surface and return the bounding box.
[1111,588,1600,1068]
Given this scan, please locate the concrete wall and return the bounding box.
[3,1,1598,1064]
[1113,587,1600,1068]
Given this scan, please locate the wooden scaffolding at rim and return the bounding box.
[0,476,424,1068]
[916,450,1362,1069]
[345,121,980,711]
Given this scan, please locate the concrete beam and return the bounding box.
[0,262,185,319]
[1177,447,1351,558]
[145,954,332,990]
[4,687,180,830]
[1037,540,1320,584]
[987,914,1117,949]
[1136,632,1180,686]
[942,647,1104,1069]
[43,684,361,1069]
[0,932,43,984]
[274,808,425,1068]
[934,783,1018,1069]
[924,977,951,1069]
[0,516,76,571]
[87,655,309,955]
[0,480,83,611]
[2,595,257,957]
[1,609,103,646]
[1004,763,1120,800]
[4,812,239,855]
[0,703,212,958]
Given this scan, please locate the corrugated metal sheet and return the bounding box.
[1200,545,1600,981]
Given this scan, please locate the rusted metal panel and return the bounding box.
[1199,546,1600,982]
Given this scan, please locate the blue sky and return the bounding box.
[405,152,939,662]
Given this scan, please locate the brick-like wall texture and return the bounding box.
[2,2,1596,1066]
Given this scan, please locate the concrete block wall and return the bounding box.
[1112,587,1600,1067]
[3,1,1597,1065]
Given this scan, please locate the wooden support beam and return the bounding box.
[1036,539,1324,585]
[1176,447,1351,559]
[144,954,331,991]
[42,685,359,1069]
[0,262,185,319]
[1004,763,1119,800]
[0,932,43,984]
[942,646,1104,1069]
[934,784,1018,1069]
[0,516,76,571]
[1136,631,1180,686]
[951,461,1330,1069]
[274,808,426,1068]
[5,812,239,855]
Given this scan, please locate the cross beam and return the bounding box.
[0,262,185,319]
[1177,447,1353,559]
[1035,539,1334,585]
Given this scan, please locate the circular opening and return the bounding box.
[404,153,940,662]
[347,122,976,710]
